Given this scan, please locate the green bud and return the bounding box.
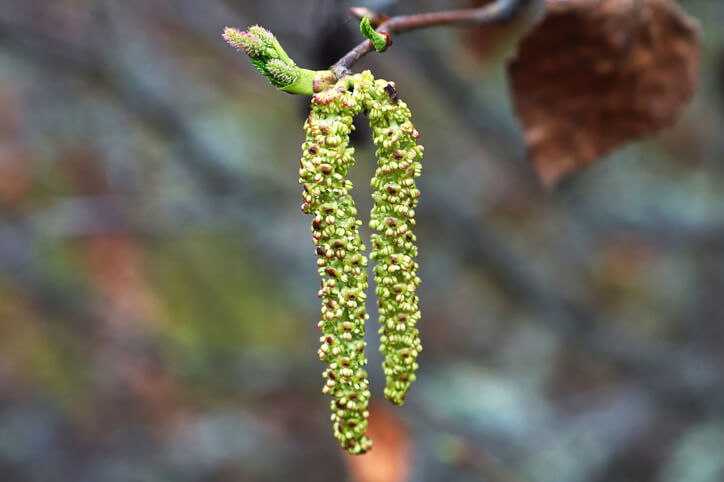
[360,17,390,53]
[223,25,334,95]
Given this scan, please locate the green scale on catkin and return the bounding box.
[299,72,376,455]
[366,79,424,406]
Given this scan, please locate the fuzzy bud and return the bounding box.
[223,24,311,92]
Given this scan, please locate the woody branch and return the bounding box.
[332,0,535,76]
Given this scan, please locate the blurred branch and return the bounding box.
[566,205,724,249]
[18,195,265,238]
[0,210,99,330]
[423,190,724,414]
[0,10,255,195]
[0,7,281,332]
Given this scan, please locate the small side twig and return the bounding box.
[333,0,542,75]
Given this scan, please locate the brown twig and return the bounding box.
[333,0,540,75]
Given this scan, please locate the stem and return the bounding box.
[281,68,336,95]
[333,0,540,75]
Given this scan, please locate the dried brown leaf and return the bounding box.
[508,0,701,186]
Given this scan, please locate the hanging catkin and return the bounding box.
[226,23,428,454]
[299,73,375,454]
[367,79,424,406]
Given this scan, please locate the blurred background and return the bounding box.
[0,1,722,481]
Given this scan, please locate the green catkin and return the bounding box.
[225,22,427,451]
[367,79,424,406]
[299,72,376,455]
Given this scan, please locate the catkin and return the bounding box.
[299,73,375,454]
[366,79,424,406]
[227,21,428,451]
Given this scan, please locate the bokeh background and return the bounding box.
[0,1,722,481]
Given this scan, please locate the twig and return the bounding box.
[333,0,541,74]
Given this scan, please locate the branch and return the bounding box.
[223,0,543,91]
[333,0,544,74]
